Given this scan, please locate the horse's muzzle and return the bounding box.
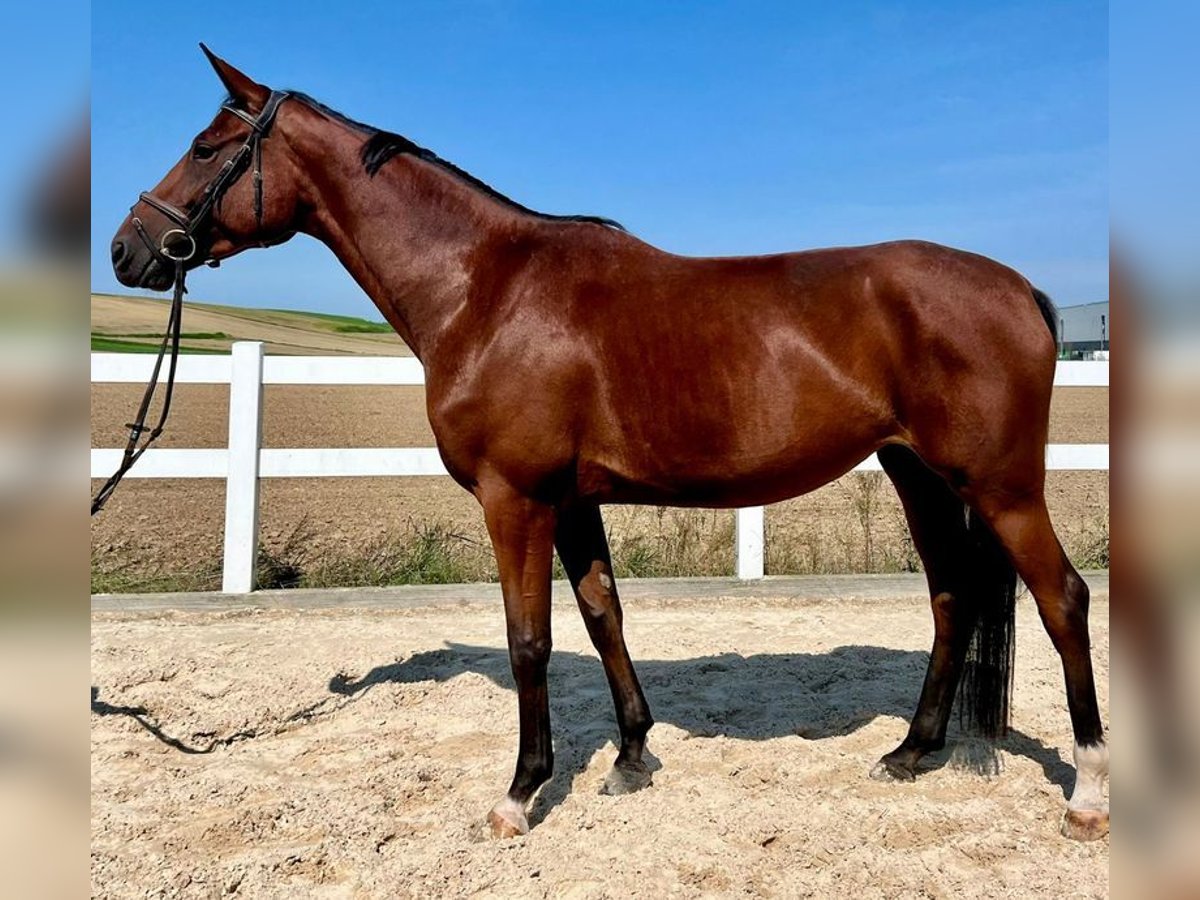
[110,229,175,291]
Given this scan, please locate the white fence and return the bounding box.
[91,344,1110,593]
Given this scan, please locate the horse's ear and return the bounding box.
[199,43,269,111]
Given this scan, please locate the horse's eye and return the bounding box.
[192,143,217,161]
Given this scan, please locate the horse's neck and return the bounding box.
[290,117,509,359]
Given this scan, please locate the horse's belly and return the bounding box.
[578,427,889,508]
[574,308,901,505]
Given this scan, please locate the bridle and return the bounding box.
[92,90,292,516]
[130,89,292,269]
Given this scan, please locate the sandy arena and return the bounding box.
[91,579,1109,898]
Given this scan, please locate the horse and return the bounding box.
[109,46,1108,842]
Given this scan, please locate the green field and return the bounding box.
[90,335,228,354]
[264,309,392,331]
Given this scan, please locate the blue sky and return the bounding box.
[92,1,1107,316]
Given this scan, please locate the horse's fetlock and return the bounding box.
[528,756,553,787]
[627,710,653,741]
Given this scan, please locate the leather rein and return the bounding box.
[91,91,291,516]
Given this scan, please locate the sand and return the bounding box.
[91,588,1109,898]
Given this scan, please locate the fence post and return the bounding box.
[221,341,264,593]
[735,506,765,579]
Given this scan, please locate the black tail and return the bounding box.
[1031,285,1059,344]
[957,507,1018,738]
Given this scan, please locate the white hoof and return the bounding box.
[486,797,529,839]
[1061,807,1109,841]
[1063,741,1109,841]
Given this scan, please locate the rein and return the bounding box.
[91,91,291,516]
[90,262,185,515]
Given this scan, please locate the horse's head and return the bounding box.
[111,45,303,290]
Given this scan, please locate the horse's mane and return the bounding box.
[260,92,625,231]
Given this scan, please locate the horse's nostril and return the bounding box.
[111,240,127,265]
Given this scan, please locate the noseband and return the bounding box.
[93,90,291,517]
[130,89,291,267]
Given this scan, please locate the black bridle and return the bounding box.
[92,91,292,516]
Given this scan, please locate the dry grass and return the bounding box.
[91,510,739,593]
[91,497,1107,594]
[766,476,918,576]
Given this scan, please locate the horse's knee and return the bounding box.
[508,630,551,672]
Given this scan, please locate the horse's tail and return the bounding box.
[957,507,1018,738]
[1030,285,1059,344]
[953,282,1048,742]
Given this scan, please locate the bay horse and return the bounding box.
[110,47,1108,842]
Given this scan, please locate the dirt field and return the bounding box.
[91,385,1109,587]
[91,588,1110,898]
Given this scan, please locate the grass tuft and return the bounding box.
[91,543,221,594]
[1072,516,1110,570]
[297,520,496,588]
[607,508,734,578]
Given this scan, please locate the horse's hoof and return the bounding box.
[870,758,915,783]
[1061,808,1109,841]
[601,760,652,795]
[486,799,529,839]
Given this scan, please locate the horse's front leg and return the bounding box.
[555,502,654,794]
[479,480,557,839]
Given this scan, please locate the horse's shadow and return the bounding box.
[330,642,1076,824]
[92,644,1074,824]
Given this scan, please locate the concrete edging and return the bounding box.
[91,571,1110,613]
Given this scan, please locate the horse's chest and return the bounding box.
[425,373,578,489]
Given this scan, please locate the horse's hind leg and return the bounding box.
[871,445,983,781]
[556,502,654,794]
[478,480,557,839]
[969,490,1109,840]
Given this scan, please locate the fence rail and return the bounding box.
[91,345,1110,592]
